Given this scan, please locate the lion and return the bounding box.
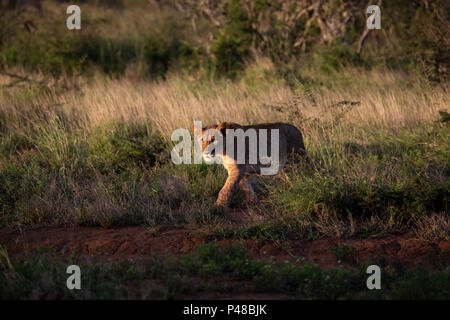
[194,122,311,208]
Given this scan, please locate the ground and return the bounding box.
[2,225,449,269]
[2,221,449,299]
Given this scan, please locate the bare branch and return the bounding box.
[357,0,382,57]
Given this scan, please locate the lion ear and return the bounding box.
[192,124,205,134]
[217,122,239,135]
[216,122,229,136]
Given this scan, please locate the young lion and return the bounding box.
[194,122,310,208]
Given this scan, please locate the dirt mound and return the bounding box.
[1,226,448,268]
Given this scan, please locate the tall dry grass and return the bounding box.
[0,61,446,139]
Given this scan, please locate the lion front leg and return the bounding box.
[215,169,243,208]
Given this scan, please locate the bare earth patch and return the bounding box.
[1,226,448,269]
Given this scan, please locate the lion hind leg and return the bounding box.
[239,175,258,204]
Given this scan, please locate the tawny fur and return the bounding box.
[195,122,311,208]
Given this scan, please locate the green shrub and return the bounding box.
[212,0,252,78]
[87,123,168,173]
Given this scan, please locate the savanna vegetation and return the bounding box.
[0,0,448,300]
[1,243,449,299]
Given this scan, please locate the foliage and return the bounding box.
[0,243,448,299]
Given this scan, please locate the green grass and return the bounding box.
[0,243,448,299]
[262,123,449,239]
